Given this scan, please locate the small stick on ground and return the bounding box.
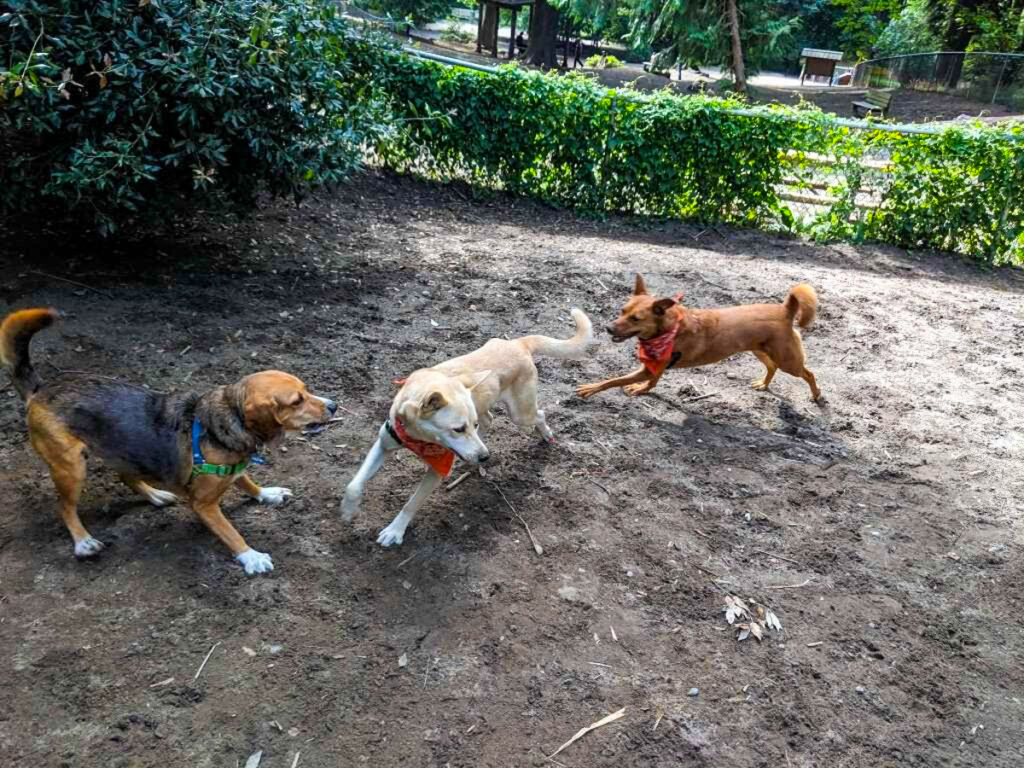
[490,481,543,556]
[396,552,418,569]
[586,477,611,496]
[547,707,626,760]
[753,549,803,567]
[446,471,472,492]
[193,641,221,682]
[179,344,192,357]
[763,579,812,590]
[680,391,719,404]
[652,711,664,732]
[806,641,824,648]
[29,270,112,298]
[290,752,301,768]
[610,625,618,642]
[692,563,721,579]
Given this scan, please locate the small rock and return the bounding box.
[856,686,866,694]
[557,586,591,606]
[687,688,699,697]
[398,653,408,668]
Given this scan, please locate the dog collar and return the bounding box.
[385,418,456,477]
[190,418,265,478]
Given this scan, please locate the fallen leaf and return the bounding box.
[398,653,408,668]
[244,751,262,768]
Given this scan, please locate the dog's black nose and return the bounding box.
[605,324,617,335]
[478,452,490,463]
[325,398,338,415]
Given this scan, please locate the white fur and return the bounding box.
[143,488,178,507]
[74,537,104,558]
[236,548,274,574]
[376,470,444,547]
[257,486,292,506]
[341,424,395,522]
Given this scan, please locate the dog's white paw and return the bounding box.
[74,537,105,558]
[340,492,360,523]
[145,489,178,507]
[257,487,292,506]
[236,548,274,575]
[376,525,406,548]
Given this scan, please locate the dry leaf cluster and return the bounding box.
[722,596,783,642]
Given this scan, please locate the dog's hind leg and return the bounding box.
[505,377,554,442]
[342,423,401,523]
[751,350,778,392]
[377,469,444,547]
[769,333,821,401]
[123,477,178,507]
[29,405,103,558]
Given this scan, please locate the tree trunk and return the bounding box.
[525,0,559,69]
[480,3,498,56]
[726,0,746,93]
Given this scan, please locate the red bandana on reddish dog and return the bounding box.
[635,293,684,377]
[390,417,456,477]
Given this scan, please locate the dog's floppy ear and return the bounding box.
[633,274,648,295]
[398,399,419,424]
[460,370,493,391]
[419,391,448,417]
[652,297,676,316]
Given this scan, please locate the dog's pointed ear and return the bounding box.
[461,370,493,391]
[633,274,648,295]
[419,391,448,417]
[652,297,676,316]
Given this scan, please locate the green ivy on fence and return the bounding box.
[353,43,1024,267]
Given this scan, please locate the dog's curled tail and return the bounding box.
[519,308,594,360]
[784,284,817,329]
[0,308,59,399]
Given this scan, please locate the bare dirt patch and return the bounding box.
[1,172,1023,767]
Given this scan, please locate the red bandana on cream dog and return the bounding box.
[390,417,456,477]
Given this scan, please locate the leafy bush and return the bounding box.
[1,0,387,234]
[351,45,1024,265]
[873,0,941,57]
[584,54,624,69]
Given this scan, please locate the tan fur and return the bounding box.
[577,276,822,401]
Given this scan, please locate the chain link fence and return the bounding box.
[853,52,1024,112]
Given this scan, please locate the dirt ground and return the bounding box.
[1,172,1023,768]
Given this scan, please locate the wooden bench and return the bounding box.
[852,89,893,118]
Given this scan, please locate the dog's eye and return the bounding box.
[474,422,479,429]
[453,425,466,434]
[630,314,641,322]
[293,393,304,405]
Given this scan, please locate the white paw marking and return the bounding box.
[340,492,360,523]
[236,548,274,575]
[257,487,292,506]
[377,525,406,548]
[74,537,105,558]
[145,489,178,507]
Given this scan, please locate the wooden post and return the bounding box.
[476,1,484,53]
[508,6,517,59]
[492,3,499,57]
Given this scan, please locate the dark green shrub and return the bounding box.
[1,0,387,234]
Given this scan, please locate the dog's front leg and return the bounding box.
[377,469,444,547]
[191,499,273,575]
[341,424,399,523]
[576,366,652,399]
[236,473,293,506]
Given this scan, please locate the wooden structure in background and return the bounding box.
[800,48,843,86]
[476,0,534,59]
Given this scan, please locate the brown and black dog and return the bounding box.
[577,275,821,401]
[0,308,336,574]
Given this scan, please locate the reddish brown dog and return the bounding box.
[1,308,336,574]
[576,275,822,401]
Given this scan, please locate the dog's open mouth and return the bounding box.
[609,332,635,343]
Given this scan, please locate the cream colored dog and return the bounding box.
[341,309,593,546]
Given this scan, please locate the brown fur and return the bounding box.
[2,308,333,569]
[577,274,822,401]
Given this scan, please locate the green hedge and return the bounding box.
[1,0,387,234]
[355,46,1024,266]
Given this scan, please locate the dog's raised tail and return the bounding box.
[784,284,817,329]
[1,308,59,399]
[519,308,593,360]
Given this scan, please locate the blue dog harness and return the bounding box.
[190,418,265,478]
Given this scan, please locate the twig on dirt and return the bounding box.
[490,481,543,556]
[610,625,618,642]
[588,661,613,668]
[763,579,812,590]
[396,552,418,569]
[29,270,112,298]
[149,677,175,688]
[423,657,437,689]
[785,747,793,768]
[547,707,626,760]
[652,711,664,732]
[290,752,301,768]
[179,344,192,356]
[594,277,608,292]
[586,477,611,496]
[806,641,824,648]
[466,723,478,735]
[446,471,472,491]
[753,549,803,567]
[193,641,221,681]
[681,391,718,404]
[692,563,721,579]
